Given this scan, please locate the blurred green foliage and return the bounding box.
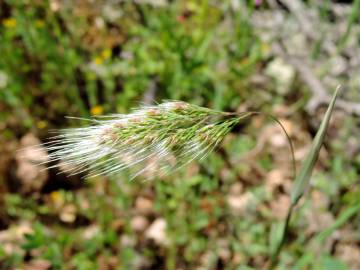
[0,0,263,130]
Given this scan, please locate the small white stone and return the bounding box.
[265,58,295,94]
[131,216,149,232]
[227,192,254,216]
[145,218,169,246]
[121,235,136,247]
[83,225,100,240]
[59,204,76,223]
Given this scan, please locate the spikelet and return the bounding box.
[45,101,242,179]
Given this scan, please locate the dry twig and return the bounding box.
[273,42,360,116]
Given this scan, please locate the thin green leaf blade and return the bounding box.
[316,201,360,243]
[291,87,340,205]
[269,221,285,257]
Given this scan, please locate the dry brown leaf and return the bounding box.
[135,197,154,214]
[227,192,254,216]
[265,169,290,195]
[269,194,291,219]
[24,259,51,270]
[15,133,49,193]
[336,243,360,270]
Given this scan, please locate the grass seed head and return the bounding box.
[45,101,239,179]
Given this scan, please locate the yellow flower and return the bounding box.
[50,191,64,208]
[36,120,47,129]
[94,57,103,65]
[3,18,17,28]
[35,20,45,28]
[93,49,111,65]
[101,49,111,59]
[50,191,61,202]
[91,105,104,115]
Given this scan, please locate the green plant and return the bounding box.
[269,87,339,267]
[44,88,339,267]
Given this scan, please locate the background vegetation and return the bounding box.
[0,0,359,269]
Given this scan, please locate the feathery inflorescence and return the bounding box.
[45,101,243,179]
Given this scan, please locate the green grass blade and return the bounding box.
[339,0,360,49]
[270,87,340,268]
[316,201,360,243]
[290,87,340,205]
